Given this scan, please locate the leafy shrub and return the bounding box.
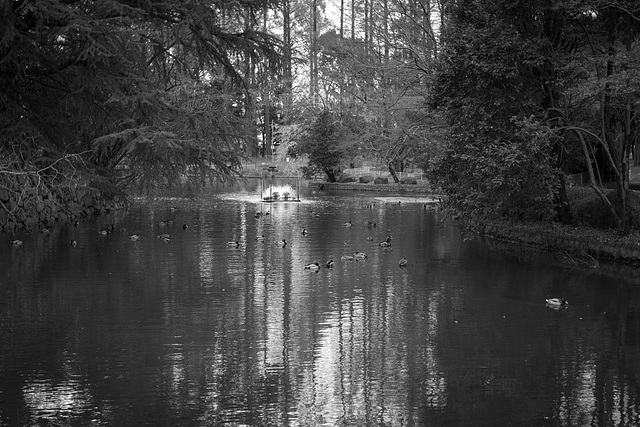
[568,187,640,230]
[430,117,559,221]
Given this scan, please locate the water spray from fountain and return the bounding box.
[260,165,301,202]
[261,184,298,202]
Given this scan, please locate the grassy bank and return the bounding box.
[473,186,640,267]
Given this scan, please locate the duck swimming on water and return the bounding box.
[304,262,320,272]
[545,298,568,306]
[354,251,367,260]
[326,260,334,268]
[378,237,392,247]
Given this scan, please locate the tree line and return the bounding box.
[1,0,639,232]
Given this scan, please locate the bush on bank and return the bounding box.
[472,187,640,266]
[0,172,128,233]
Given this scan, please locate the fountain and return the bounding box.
[261,166,301,202]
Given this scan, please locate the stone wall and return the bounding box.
[309,181,434,194]
[0,173,127,232]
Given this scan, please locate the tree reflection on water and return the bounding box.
[1,194,639,426]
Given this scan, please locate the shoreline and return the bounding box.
[472,219,640,268]
[307,181,640,268]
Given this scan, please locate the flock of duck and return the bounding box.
[300,226,409,271]
[8,210,186,248]
[8,204,568,308]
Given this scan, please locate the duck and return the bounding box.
[341,254,355,261]
[162,236,171,243]
[275,239,287,247]
[304,262,320,271]
[157,220,168,227]
[227,240,240,247]
[255,235,265,241]
[301,228,308,235]
[545,298,568,306]
[398,257,408,267]
[73,220,80,227]
[41,227,51,235]
[326,259,334,268]
[99,229,110,236]
[158,233,170,240]
[129,234,140,241]
[11,239,23,247]
[354,251,367,260]
[182,224,189,230]
[378,235,393,247]
[342,221,353,227]
[70,240,77,247]
[169,206,177,213]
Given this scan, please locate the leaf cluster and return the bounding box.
[428,0,640,222]
[0,0,282,195]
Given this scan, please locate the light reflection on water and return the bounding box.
[1,189,640,426]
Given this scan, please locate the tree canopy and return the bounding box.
[428,0,640,230]
[1,0,282,195]
[3,0,640,233]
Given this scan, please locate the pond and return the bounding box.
[1,184,640,426]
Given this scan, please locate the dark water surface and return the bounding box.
[2,188,640,426]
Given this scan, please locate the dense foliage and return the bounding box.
[291,110,343,181]
[275,0,442,182]
[3,0,639,234]
[429,0,640,230]
[1,0,281,197]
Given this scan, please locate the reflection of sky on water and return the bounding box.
[2,195,640,426]
[23,379,93,422]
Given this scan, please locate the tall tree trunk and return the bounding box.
[364,0,369,55]
[282,0,292,124]
[340,0,344,38]
[264,104,272,156]
[244,10,257,157]
[339,0,345,109]
[383,0,389,63]
[351,0,355,40]
[603,9,630,233]
[310,0,318,103]
[263,8,272,157]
